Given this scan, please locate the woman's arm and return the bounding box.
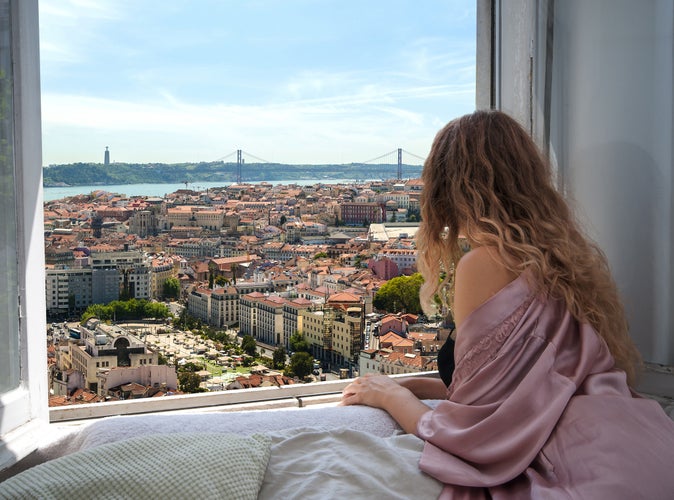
[396,376,448,400]
[341,375,432,435]
[341,248,518,433]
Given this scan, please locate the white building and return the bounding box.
[63,319,161,395]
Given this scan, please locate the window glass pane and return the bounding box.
[0,0,19,393]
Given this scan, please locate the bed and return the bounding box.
[0,402,446,499]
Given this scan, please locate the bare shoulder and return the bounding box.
[453,246,518,328]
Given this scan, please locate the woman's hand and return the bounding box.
[341,374,406,410]
[341,374,433,434]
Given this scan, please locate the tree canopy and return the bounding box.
[289,332,309,353]
[373,273,424,314]
[214,275,230,287]
[173,308,202,331]
[162,277,180,299]
[272,346,287,370]
[289,351,313,379]
[81,298,170,323]
[241,334,257,357]
[178,371,204,393]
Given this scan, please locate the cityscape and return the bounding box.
[45,174,452,407]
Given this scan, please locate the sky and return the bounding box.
[39,0,476,166]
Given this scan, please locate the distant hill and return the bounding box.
[43,161,423,187]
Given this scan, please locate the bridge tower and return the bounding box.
[236,149,242,183]
[397,148,402,180]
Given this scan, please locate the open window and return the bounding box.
[0,0,48,472]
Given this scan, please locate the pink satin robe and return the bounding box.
[416,273,674,499]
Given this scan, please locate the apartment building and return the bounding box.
[45,268,93,317]
[282,297,314,350]
[46,249,161,318]
[239,292,286,346]
[187,284,240,328]
[339,202,385,226]
[187,286,211,324]
[299,292,365,371]
[97,365,178,399]
[358,350,380,376]
[377,191,410,209]
[367,256,399,280]
[210,286,239,327]
[165,237,222,259]
[150,256,177,300]
[91,250,152,302]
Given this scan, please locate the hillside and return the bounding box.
[43,161,423,187]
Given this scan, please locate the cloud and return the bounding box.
[41,85,472,164]
[38,1,477,165]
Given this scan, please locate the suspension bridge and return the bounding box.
[213,148,426,183]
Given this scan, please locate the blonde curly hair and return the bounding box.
[417,110,641,386]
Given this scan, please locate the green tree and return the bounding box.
[289,351,313,379]
[173,309,200,331]
[162,277,180,299]
[145,301,170,320]
[272,346,287,369]
[81,303,112,323]
[178,371,203,393]
[157,352,169,365]
[279,215,287,226]
[406,207,421,222]
[213,330,232,345]
[214,275,230,287]
[313,251,328,260]
[289,332,309,353]
[373,273,424,314]
[241,334,257,356]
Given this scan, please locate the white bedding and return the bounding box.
[260,428,443,499]
[1,403,445,499]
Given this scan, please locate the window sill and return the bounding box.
[49,372,440,424]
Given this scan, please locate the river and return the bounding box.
[43,179,366,202]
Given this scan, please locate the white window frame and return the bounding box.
[0,0,47,472]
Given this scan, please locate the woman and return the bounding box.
[342,110,674,498]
